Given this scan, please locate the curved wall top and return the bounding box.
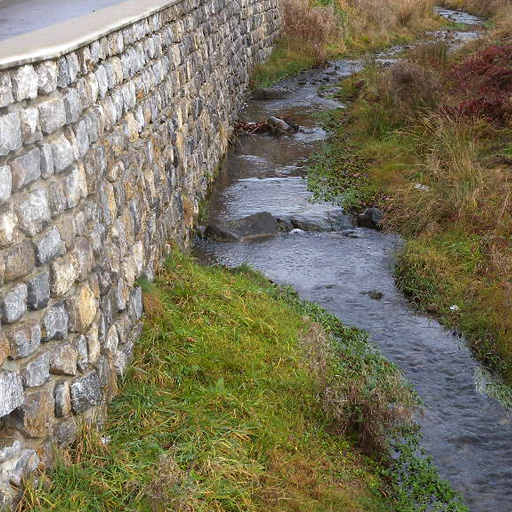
[0,0,180,70]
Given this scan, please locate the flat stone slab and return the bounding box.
[205,212,279,242]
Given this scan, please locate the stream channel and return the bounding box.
[195,9,511,511]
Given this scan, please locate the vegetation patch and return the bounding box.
[252,0,440,87]
[20,253,465,511]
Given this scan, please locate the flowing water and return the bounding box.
[195,10,512,511]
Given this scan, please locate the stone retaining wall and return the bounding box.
[0,0,280,504]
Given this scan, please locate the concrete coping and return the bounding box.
[0,0,180,70]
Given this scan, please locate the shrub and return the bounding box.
[451,43,512,123]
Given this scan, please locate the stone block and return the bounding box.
[11,65,38,101]
[57,57,70,88]
[67,53,80,83]
[68,283,97,333]
[20,107,42,144]
[50,254,78,296]
[21,352,50,388]
[38,96,66,134]
[50,343,77,376]
[64,165,88,208]
[0,334,8,366]
[75,334,89,372]
[4,239,35,282]
[63,88,82,124]
[15,189,51,236]
[42,301,69,341]
[95,66,109,97]
[105,324,119,353]
[7,320,41,359]
[5,448,39,486]
[36,61,58,94]
[70,371,101,414]
[53,416,77,446]
[86,324,100,365]
[0,73,13,107]
[0,439,21,463]
[0,208,17,247]
[40,143,54,178]
[34,226,64,265]
[73,237,94,281]
[48,180,67,216]
[56,215,76,251]
[75,120,90,158]
[16,390,54,437]
[51,133,75,172]
[1,284,27,324]
[0,112,22,156]
[11,148,41,190]
[0,165,12,204]
[27,270,50,310]
[0,371,24,417]
[54,381,72,417]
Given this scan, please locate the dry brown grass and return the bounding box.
[346,0,436,40]
[282,0,342,66]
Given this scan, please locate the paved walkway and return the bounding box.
[0,0,128,42]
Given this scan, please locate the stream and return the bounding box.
[194,9,512,512]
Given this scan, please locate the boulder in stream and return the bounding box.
[205,212,279,242]
[357,207,383,229]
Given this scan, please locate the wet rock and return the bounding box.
[206,212,279,242]
[266,116,297,134]
[357,207,383,229]
[277,209,349,233]
[290,209,349,232]
[365,290,383,300]
[252,87,290,100]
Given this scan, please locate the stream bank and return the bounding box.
[195,8,512,511]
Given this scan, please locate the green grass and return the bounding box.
[252,44,315,88]
[21,253,466,512]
